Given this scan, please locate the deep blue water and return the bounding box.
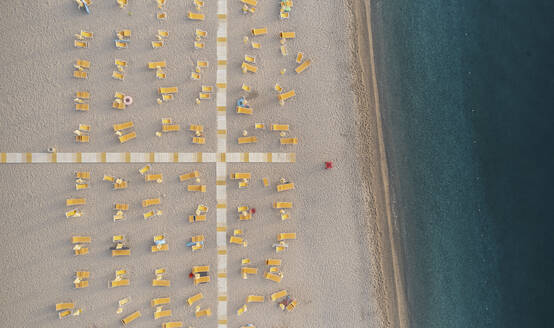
[370,1,553,327]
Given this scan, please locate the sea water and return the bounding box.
[370,0,553,327]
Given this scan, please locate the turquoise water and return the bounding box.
[371,1,553,327]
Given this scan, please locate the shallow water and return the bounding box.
[371,0,553,327]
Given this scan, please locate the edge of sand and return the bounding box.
[347,0,409,327]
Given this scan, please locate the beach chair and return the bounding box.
[280,45,288,56]
[110,279,130,288]
[113,121,134,132]
[138,164,151,176]
[264,272,283,283]
[239,212,252,220]
[187,292,203,306]
[156,69,166,79]
[192,137,206,145]
[80,30,93,39]
[74,280,89,289]
[114,180,128,189]
[161,94,174,102]
[119,131,136,143]
[188,11,205,20]
[65,209,82,218]
[267,259,282,267]
[271,124,290,131]
[56,302,75,311]
[194,276,210,285]
[75,91,90,99]
[75,103,89,111]
[201,85,213,93]
[148,61,166,69]
[152,41,164,48]
[277,183,295,192]
[192,265,209,274]
[116,0,127,8]
[66,198,86,206]
[112,71,125,80]
[152,238,169,253]
[122,311,141,325]
[197,60,209,69]
[74,40,88,49]
[241,267,258,279]
[73,70,88,79]
[190,72,201,81]
[238,136,257,144]
[236,106,253,115]
[72,236,91,244]
[244,55,256,63]
[195,308,211,318]
[116,29,131,39]
[158,87,178,94]
[179,171,199,182]
[230,236,246,246]
[161,123,180,132]
[187,185,206,192]
[194,41,205,49]
[263,178,270,187]
[75,171,90,180]
[115,40,128,49]
[142,197,161,208]
[280,137,298,145]
[198,92,211,100]
[152,277,170,287]
[58,310,72,319]
[251,27,268,36]
[157,12,167,20]
[73,245,89,255]
[112,249,131,256]
[237,304,247,316]
[296,52,304,63]
[157,29,169,38]
[271,290,288,301]
[237,205,249,212]
[143,209,162,220]
[145,173,163,182]
[285,299,297,312]
[190,235,205,251]
[115,203,129,211]
[112,100,125,110]
[241,62,258,73]
[154,307,172,320]
[246,295,264,303]
[231,172,251,180]
[295,59,312,74]
[280,31,296,39]
[189,215,207,223]
[76,59,91,69]
[195,29,207,38]
[278,90,296,103]
[163,322,183,328]
[278,232,296,241]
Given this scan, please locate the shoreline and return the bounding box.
[348,0,409,327]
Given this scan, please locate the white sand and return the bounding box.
[0,0,398,327]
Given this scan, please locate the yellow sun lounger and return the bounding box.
[194,276,210,285]
[143,210,162,220]
[110,279,130,288]
[251,27,267,36]
[115,40,128,49]
[112,71,125,80]
[115,203,129,211]
[74,40,88,48]
[112,249,131,256]
[194,41,205,49]
[76,59,90,68]
[73,246,88,255]
[280,31,296,39]
[117,29,131,39]
[152,243,169,252]
[187,292,203,306]
[264,272,283,283]
[195,308,211,318]
[188,11,205,20]
[191,136,205,144]
[241,62,258,73]
[148,61,166,69]
[238,136,257,144]
[198,92,211,100]
[278,90,296,102]
[73,70,88,79]
[277,183,295,192]
[197,60,209,69]
[119,131,136,143]
[158,87,178,94]
[75,171,90,179]
[152,278,170,287]
[58,310,72,319]
[271,124,289,131]
[179,171,199,182]
[271,289,288,301]
[273,201,292,208]
[72,236,91,244]
[195,28,207,38]
[112,101,125,110]
[295,59,312,74]
[79,30,93,39]
[157,12,167,20]
[122,311,141,325]
[230,236,245,246]
[187,185,206,192]
[66,198,86,206]
[74,280,89,288]
[114,180,128,189]
[142,198,161,208]
[157,29,169,38]
[189,124,204,132]
[151,297,170,307]
[280,138,298,145]
[75,91,90,99]
[145,173,163,182]
[156,70,166,79]
[231,172,251,179]
[246,295,264,303]
[75,134,89,142]
[242,0,257,5]
[163,322,183,328]
[75,103,89,111]
[241,267,258,278]
[251,41,261,49]
[263,177,269,187]
[115,59,127,67]
[266,258,282,266]
[192,265,209,273]
[188,215,206,223]
[239,212,252,220]
[154,308,172,320]
[236,106,253,115]
[278,232,296,241]
[296,52,304,63]
[152,41,164,48]
[56,302,74,311]
[244,55,256,63]
[113,121,134,132]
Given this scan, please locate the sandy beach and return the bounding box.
[0,0,404,327]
